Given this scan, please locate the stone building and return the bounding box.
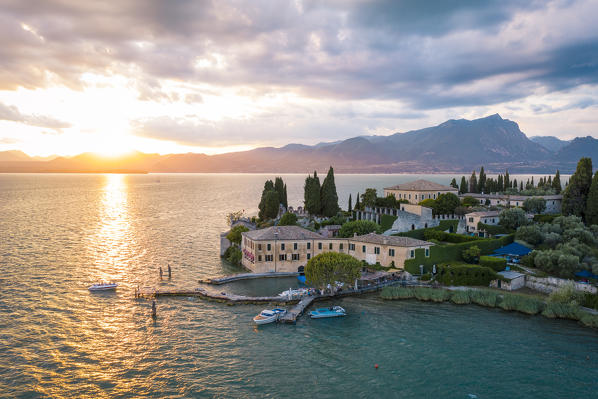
[464,210,501,237]
[240,225,433,273]
[460,193,562,214]
[384,179,458,205]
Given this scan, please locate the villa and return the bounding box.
[241,225,433,273]
[465,211,500,237]
[384,179,458,204]
[460,193,562,214]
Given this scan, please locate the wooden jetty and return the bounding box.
[198,272,299,285]
[280,296,316,324]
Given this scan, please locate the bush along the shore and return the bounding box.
[380,286,598,328]
[479,256,507,272]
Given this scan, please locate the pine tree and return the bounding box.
[552,170,562,194]
[469,171,477,193]
[348,194,352,212]
[562,158,593,220]
[478,166,486,193]
[459,176,467,194]
[586,171,598,226]
[304,172,321,215]
[320,166,339,217]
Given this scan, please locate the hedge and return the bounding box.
[435,264,498,286]
[424,229,485,243]
[477,222,511,236]
[479,256,507,272]
[393,220,460,240]
[404,234,514,274]
[533,214,560,224]
[380,214,398,232]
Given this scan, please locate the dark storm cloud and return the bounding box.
[1,0,597,111]
[0,102,71,129]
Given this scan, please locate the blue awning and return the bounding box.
[575,270,598,279]
[493,242,532,257]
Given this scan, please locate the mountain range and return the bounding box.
[1,114,596,173]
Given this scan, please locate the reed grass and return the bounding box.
[449,290,471,305]
[541,302,581,320]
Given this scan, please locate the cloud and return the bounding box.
[0,102,71,128]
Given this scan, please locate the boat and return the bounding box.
[88,282,118,291]
[278,288,311,299]
[309,306,346,319]
[253,308,286,325]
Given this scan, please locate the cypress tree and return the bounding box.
[459,176,467,194]
[355,192,361,210]
[497,174,504,192]
[262,190,280,219]
[586,171,598,225]
[348,194,352,212]
[274,177,287,209]
[520,181,523,191]
[477,167,486,193]
[450,178,458,189]
[504,170,510,192]
[258,180,275,219]
[562,158,593,220]
[320,166,339,217]
[304,171,321,215]
[552,170,562,194]
[469,171,477,193]
[283,184,288,209]
[513,179,518,190]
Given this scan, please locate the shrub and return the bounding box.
[450,290,471,304]
[436,264,497,286]
[579,312,598,328]
[380,214,398,231]
[278,212,298,226]
[542,302,581,320]
[582,293,598,310]
[479,256,507,272]
[477,222,510,236]
[548,282,584,305]
[516,225,544,246]
[424,230,483,243]
[462,246,481,263]
[380,287,415,300]
[338,220,381,238]
[420,273,432,281]
[224,246,242,266]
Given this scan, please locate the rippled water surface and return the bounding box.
[0,173,595,398]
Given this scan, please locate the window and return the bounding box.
[258,255,262,262]
[374,247,380,255]
[339,243,344,250]
[318,242,322,250]
[349,243,355,251]
[425,248,430,257]
[362,245,366,253]
[409,194,411,200]
[294,242,298,250]
[389,248,395,257]
[265,255,273,262]
[307,242,311,249]
[307,253,311,260]
[258,244,262,250]
[410,250,415,258]
[281,243,285,250]
[433,194,436,199]
[469,217,474,222]
[279,254,286,261]
[415,194,418,200]
[329,243,333,250]
[267,243,271,251]
[292,254,299,261]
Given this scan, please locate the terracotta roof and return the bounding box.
[384,179,458,192]
[465,211,501,217]
[350,233,433,247]
[243,226,323,241]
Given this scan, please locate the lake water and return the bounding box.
[0,173,594,399]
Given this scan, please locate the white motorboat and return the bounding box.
[253,308,286,325]
[309,306,346,319]
[88,282,118,291]
[278,288,311,299]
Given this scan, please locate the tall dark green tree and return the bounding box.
[477,166,487,193]
[459,176,468,194]
[497,174,504,192]
[304,171,321,215]
[504,170,510,192]
[348,194,352,212]
[469,171,478,193]
[274,177,288,209]
[586,171,598,226]
[562,158,593,220]
[361,188,377,208]
[320,166,339,217]
[552,170,562,194]
[262,190,280,219]
[258,180,275,219]
[450,178,458,189]
[355,192,361,210]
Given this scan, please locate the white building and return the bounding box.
[460,193,562,214]
[465,211,500,237]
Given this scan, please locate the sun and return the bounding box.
[91,141,134,158]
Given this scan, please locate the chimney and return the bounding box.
[354,232,358,237]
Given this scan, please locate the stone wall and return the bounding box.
[525,275,597,294]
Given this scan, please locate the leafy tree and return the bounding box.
[305,252,361,290]
[515,225,544,246]
[226,225,250,246]
[226,210,245,226]
[320,166,339,217]
[523,197,547,214]
[347,194,352,212]
[586,171,598,226]
[274,177,288,209]
[552,170,562,194]
[338,220,381,238]
[419,198,436,209]
[450,178,458,189]
[562,158,593,220]
[499,208,527,230]
[461,196,480,207]
[375,194,405,208]
[224,246,242,266]
[462,245,481,263]
[435,193,460,214]
[360,188,378,208]
[459,176,468,194]
[304,172,321,215]
[278,212,298,226]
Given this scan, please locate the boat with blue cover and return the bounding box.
[309,306,346,319]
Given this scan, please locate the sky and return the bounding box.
[0,0,597,157]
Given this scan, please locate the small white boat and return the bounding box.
[278,288,310,299]
[253,308,286,325]
[88,282,118,291]
[309,306,346,319]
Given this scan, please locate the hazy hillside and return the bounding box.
[530,136,571,152]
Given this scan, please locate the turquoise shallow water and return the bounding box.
[0,173,595,398]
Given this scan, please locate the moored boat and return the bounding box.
[88,282,118,291]
[253,308,286,325]
[309,306,346,319]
